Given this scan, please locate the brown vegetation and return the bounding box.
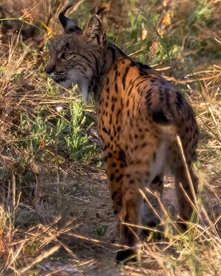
[0,0,221,275]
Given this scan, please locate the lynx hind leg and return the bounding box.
[141,175,164,239]
[175,165,198,227]
[168,138,198,229]
[104,150,126,215]
[116,171,164,263]
[116,179,143,263]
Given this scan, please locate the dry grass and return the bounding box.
[0,0,221,275]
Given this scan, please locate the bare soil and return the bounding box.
[22,164,220,276]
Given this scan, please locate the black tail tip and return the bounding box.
[152,110,172,125]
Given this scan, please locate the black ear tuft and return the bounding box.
[90,4,109,17]
[83,15,106,46]
[59,4,82,33]
[96,5,109,16]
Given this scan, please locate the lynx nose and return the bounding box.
[45,64,55,75]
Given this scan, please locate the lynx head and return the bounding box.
[45,5,106,101]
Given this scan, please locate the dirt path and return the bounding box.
[30,166,182,276]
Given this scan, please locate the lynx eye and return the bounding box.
[60,53,73,61]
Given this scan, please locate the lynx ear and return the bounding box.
[83,15,105,46]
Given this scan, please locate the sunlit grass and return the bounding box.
[0,0,220,275]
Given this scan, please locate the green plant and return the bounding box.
[65,101,95,161]
[95,225,107,237]
[17,101,96,163]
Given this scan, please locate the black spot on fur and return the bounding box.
[176,92,184,108]
[122,65,130,90]
[102,127,110,134]
[116,175,123,182]
[111,191,117,200]
[110,174,115,181]
[115,83,118,93]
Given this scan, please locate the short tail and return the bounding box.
[151,107,173,125]
[145,88,174,126]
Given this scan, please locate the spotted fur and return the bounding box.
[45,6,199,262]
